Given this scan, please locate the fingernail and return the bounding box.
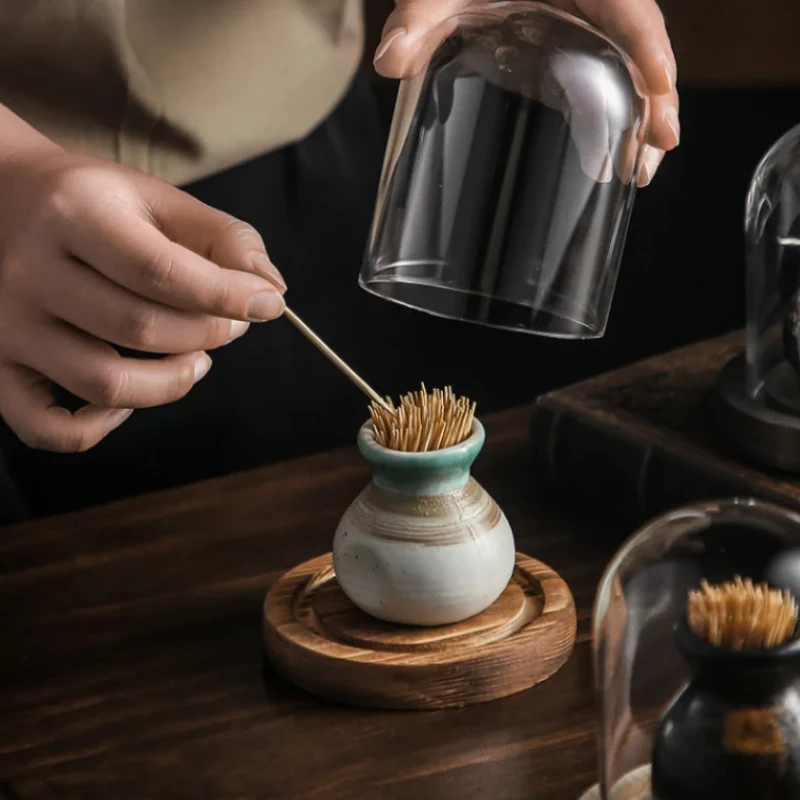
[663,106,680,148]
[251,252,286,293]
[105,408,133,432]
[226,319,249,343]
[194,353,213,383]
[247,290,285,321]
[374,28,406,64]
[638,146,664,187]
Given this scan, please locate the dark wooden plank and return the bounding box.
[660,0,800,86]
[0,408,621,800]
[531,330,800,525]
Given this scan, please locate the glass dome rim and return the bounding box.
[358,274,607,339]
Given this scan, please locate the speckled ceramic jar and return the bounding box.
[332,419,516,626]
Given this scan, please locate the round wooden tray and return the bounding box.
[262,552,576,710]
[577,765,651,800]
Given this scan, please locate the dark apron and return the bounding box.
[2,74,532,521]
[0,74,397,519]
[1,78,788,522]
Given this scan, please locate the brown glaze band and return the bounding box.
[346,478,503,545]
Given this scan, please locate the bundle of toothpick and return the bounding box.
[687,576,798,650]
[369,384,476,452]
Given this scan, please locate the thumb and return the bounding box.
[374,0,479,79]
[145,181,286,291]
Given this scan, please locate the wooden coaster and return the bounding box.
[263,552,576,710]
[577,765,651,800]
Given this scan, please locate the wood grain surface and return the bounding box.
[531,330,800,525]
[0,408,625,800]
[263,552,576,710]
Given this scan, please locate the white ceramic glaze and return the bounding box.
[333,419,516,626]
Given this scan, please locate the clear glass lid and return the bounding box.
[362,1,649,338]
[745,123,800,409]
[592,498,800,800]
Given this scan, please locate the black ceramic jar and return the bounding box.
[651,616,800,800]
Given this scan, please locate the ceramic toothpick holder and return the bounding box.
[332,418,516,626]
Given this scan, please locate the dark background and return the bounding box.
[2,1,800,521]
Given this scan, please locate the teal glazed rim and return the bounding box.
[356,418,485,496]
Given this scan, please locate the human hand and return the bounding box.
[374,0,679,186]
[0,147,286,453]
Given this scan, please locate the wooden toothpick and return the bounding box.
[688,576,798,650]
[259,272,391,412]
[370,383,476,452]
[282,308,392,411]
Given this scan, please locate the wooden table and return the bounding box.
[0,408,623,800]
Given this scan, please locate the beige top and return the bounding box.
[0,0,364,185]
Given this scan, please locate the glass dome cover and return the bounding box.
[585,498,800,800]
[746,123,800,405]
[711,123,800,472]
[362,1,650,338]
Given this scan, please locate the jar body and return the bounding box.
[652,668,800,800]
[333,476,515,626]
[589,498,800,800]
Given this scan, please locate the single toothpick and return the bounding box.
[259,269,391,411]
[369,383,476,452]
[687,576,798,650]
[282,308,391,410]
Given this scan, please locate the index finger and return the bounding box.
[144,188,287,291]
[374,0,475,78]
[63,201,284,323]
[573,0,676,96]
